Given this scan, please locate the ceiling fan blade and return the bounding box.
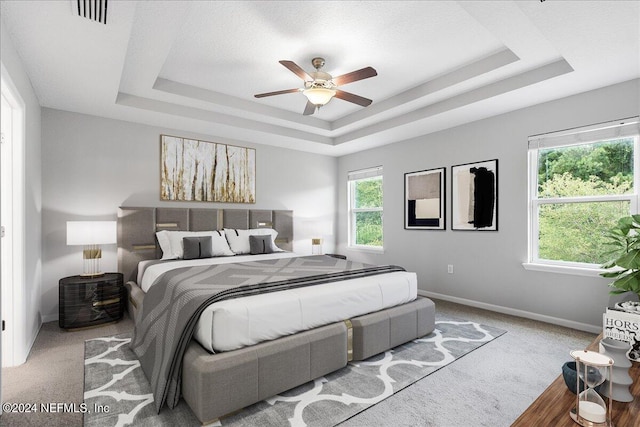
[279,60,312,81]
[335,90,373,107]
[303,101,317,115]
[254,88,300,98]
[332,67,377,86]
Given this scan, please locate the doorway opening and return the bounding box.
[1,64,27,368]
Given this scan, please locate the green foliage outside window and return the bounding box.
[353,177,383,247]
[537,138,634,264]
[538,140,633,196]
[354,178,383,208]
[538,199,629,264]
[355,211,383,246]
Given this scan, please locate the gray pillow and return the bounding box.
[183,236,213,260]
[249,235,274,255]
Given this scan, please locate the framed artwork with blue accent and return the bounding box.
[404,167,446,230]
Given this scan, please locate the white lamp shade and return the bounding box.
[303,88,336,106]
[66,221,117,245]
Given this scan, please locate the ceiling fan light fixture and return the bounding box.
[303,87,336,106]
[255,58,376,115]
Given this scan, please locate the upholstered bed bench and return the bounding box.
[351,296,435,360]
[182,297,435,423]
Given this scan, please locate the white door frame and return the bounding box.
[1,62,27,368]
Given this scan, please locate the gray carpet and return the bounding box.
[2,300,597,427]
[83,317,505,427]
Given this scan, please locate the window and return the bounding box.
[528,117,639,268]
[348,166,383,250]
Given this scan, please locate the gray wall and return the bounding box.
[41,109,337,322]
[337,78,640,332]
[1,21,43,362]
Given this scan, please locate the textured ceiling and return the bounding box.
[1,1,638,156]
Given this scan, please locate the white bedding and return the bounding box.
[138,254,417,352]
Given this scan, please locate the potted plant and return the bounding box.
[601,215,640,308]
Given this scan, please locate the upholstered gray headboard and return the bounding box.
[117,207,293,283]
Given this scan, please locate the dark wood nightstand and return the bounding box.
[59,272,125,330]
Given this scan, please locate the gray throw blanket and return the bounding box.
[129,255,406,412]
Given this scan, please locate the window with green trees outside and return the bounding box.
[529,118,639,267]
[348,167,383,249]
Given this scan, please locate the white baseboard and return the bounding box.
[24,319,43,361]
[418,290,601,334]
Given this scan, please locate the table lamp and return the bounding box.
[66,221,117,276]
[311,238,323,255]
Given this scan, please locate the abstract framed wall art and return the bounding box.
[451,159,498,231]
[404,167,446,230]
[160,135,256,203]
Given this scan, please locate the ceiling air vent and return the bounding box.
[76,0,108,25]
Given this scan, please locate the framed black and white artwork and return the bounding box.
[451,159,498,231]
[404,167,446,230]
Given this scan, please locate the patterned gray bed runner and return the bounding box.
[129,255,406,412]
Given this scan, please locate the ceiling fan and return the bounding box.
[254,57,377,115]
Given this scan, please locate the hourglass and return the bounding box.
[569,349,613,426]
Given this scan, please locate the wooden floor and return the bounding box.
[511,335,640,427]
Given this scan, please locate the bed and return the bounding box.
[118,206,435,423]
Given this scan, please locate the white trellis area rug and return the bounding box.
[83,317,505,427]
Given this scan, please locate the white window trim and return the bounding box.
[526,117,640,274]
[347,167,383,251]
[522,262,608,277]
[349,244,385,254]
[349,205,384,253]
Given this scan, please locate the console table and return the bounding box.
[512,334,639,426]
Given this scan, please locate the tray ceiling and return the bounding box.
[1,1,638,156]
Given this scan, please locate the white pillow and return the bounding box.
[209,231,236,256]
[224,228,282,254]
[224,229,252,254]
[165,230,234,259]
[155,230,174,260]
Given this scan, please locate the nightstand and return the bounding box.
[59,272,125,330]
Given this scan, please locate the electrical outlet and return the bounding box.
[447,264,453,274]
